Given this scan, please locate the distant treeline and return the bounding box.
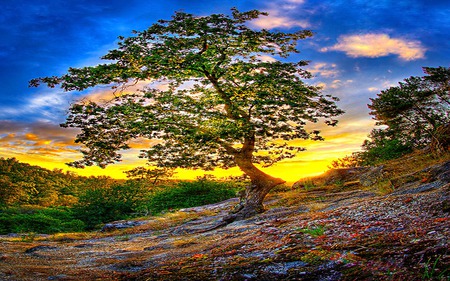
[0,157,117,207]
[0,158,241,234]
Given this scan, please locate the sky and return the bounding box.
[0,0,449,182]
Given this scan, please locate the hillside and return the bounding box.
[0,157,117,207]
[0,152,449,280]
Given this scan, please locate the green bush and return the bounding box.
[0,180,240,233]
[73,181,151,229]
[145,180,238,215]
[360,138,412,165]
[0,207,85,234]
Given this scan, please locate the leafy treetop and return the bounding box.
[368,66,449,149]
[30,9,343,176]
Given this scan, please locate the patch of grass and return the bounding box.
[20,232,37,242]
[305,202,329,212]
[422,255,448,280]
[50,232,95,241]
[297,225,327,237]
[270,184,293,193]
[270,189,307,207]
[300,248,337,265]
[302,180,319,191]
[374,179,395,195]
[172,237,198,248]
[115,234,131,241]
[378,151,450,185]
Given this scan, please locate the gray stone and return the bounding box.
[263,261,307,275]
[359,165,385,186]
[25,245,58,254]
[101,220,146,232]
[391,181,446,195]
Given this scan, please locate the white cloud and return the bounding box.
[0,89,71,122]
[250,11,310,29]
[321,33,426,61]
[258,54,278,62]
[27,91,67,109]
[249,0,311,29]
[308,62,340,78]
[329,79,353,89]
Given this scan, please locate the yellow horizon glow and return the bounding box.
[1,153,342,184]
[0,113,372,185]
[0,134,364,185]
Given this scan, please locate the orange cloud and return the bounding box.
[24,133,39,141]
[321,33,426,61]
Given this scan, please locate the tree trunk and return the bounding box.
[224,152,285,222]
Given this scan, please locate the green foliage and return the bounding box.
[367,66,449,154]
[145,180,238,215]
[422,255,448,280]
[337,66,449,167]
[125,166,175,185]
[297,225,327,237]
[73,181,151,229]
[72,179,238,229]
[359,131,413,165]
[0,157,244,233]
[361,140,411,165]
[0,157,115,207]
[0,207,85,234]
[30,8,342,180]
[329,154,362,169]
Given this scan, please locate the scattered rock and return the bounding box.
[261,261,307,275]
[73,243,94,249]
[101,220,147,232]
[359,165,385,186]
[25,245,58,254]
[428,161,450,182]
[365,226,387,233]
[47,274,68,280]
[179,198,239,213]
[390,181,447,195]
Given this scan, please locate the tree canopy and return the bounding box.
[368,66,450,151]
[31,9,344,219]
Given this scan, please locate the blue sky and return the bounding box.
[0,0,449,180]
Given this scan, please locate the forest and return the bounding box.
[0,157,242,233]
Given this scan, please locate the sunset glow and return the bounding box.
[1,0,448,184]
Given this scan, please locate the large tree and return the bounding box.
[31,9,343,221]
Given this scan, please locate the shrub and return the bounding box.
[72,181,151,229]
[0,207,85,234]
[360,138,412,165]
[1,179,240,233]
[145,180,239,215]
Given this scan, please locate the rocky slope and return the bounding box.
[0,156,449,280]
